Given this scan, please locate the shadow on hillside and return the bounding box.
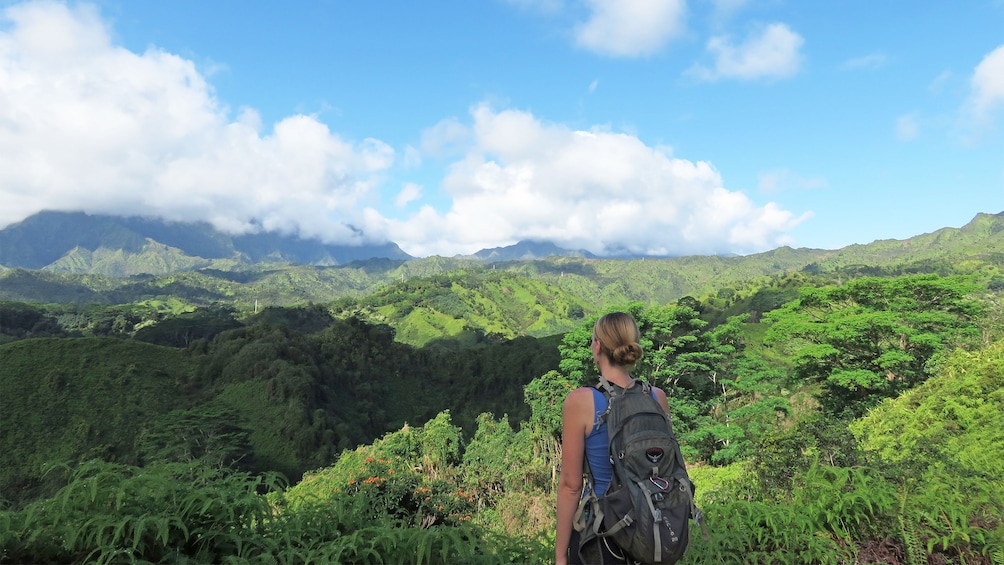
[0,269,106,304]
[196,269,264,283]
[527,259,599,277]
[339,257,409,274]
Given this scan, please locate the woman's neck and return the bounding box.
[599,365,632,388]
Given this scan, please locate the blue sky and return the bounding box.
[1,0,1002,257]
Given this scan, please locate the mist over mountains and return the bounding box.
[464,240,598,262]
[0,211,414,274]
[0,212,629,275]
[1,210,1003,278]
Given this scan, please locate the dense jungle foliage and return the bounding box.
[3,229,1004,563]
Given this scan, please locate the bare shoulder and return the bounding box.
[563,386,594,410]
[651,385,671,414]
[563,386,597,435]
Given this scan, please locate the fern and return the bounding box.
[898,489,925,565]
[990,545,1004,565]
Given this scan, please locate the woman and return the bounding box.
[555,312,672,565]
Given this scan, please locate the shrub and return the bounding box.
[1,460,282,564]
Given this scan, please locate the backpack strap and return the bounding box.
[594,380,614,427]
[598,375,650,397]
[574,385,610,535]
[572,452,604,534]
[597,374,618,398]
[639,380,652,396]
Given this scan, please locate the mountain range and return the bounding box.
[0,211,625,275]
[466,240,597,262]
[1,210,1003,280]
[0,211,413,275]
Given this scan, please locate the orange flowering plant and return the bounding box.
[279,417,474,529]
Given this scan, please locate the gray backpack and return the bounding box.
[574,377,706,564]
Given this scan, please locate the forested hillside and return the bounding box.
[1,310,560,501]
[2,215,1004,563]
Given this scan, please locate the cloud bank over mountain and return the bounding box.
[9,1,998,258]
[388,105,810,257]
[0,2,393,247]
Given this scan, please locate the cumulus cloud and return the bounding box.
[1,1,810,259]
[689,22,804,81]
[965,44,1004,122]
[0,1,394,243]
[419,117,472,158]
[385,105,810,257]
[574,0,686,57]
[395,183,423,207]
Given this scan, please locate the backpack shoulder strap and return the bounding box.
[575,385,608,534]
[583,386,610,474]
[598,375,647,397]
[597,375,618,397]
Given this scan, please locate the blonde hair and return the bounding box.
[593,312,643,367]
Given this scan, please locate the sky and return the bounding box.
[1,0,1003,258]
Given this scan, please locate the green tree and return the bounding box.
[0,302,68,342]
[523,370,576,440]
[695,350,790,464]
[850,340,1004,561]
[461,413,550,502]
[850,339,1004,480]
[764,275,982,417]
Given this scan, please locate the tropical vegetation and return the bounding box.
[2,212,1004,564]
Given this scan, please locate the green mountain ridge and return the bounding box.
[3,213,1002,307]
[4,211,1003,279]
[3,211,1003,347]
[47,241,216,276]
[465,239,598,261]
[0,211,412,273]
[799,211,1004,267]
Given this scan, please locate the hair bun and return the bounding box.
[612,343,643,366]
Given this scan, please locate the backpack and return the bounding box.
[573,377,706,564]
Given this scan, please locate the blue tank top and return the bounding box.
[583,386,657,496]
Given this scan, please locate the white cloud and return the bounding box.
[757,169,827,194]
[386,105,809,257]
[840,52,888,71]
[588,79,599,93]
[689,22,804,81]
[895,113,920,141]
[967,44,1004,121]
[0,1,394,243]
[395,183,422,207]
[574,0,686,57]
[420,117,472,158]
[0,1,811,259]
